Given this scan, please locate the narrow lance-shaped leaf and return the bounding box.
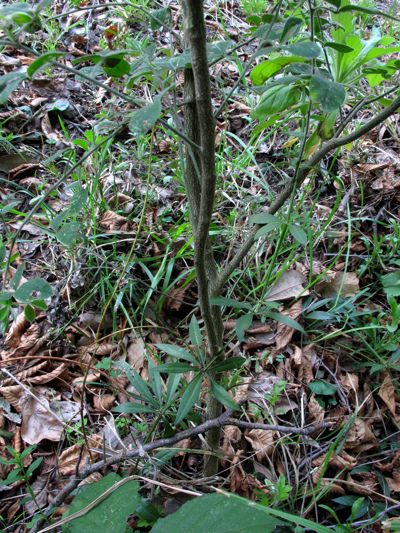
[209,378,241,411]
[236,313,253,343]
[175,374,202,424]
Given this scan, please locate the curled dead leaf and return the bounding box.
[245,428,274,461]
[100,210,132,232]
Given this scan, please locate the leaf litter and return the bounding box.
[0,0,399,530]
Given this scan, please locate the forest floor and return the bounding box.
[0,0,400,531]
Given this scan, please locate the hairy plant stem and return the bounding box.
[181,0,224,477]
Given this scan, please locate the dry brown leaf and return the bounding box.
[41,113,67,144]
[307,394,324,426]
[58,438,102,476]
[344,417,377,450]
[5,313,29,347]
[28,363,68,385]
[233,376,252,402]
[221,425,241,468]
[265,270,309,301]
[245,428,274,460]
[346,472,379,496]
[93,394,115,412]
[20,393,80,445]
[0,385,24,411]
[378,371,396,416]
[3,322,40,360]
[163,284,191,312]
[100,210,132,232]
[275,300,303,351]
[316,271,359,298]
[14,361,48,381]
[127,340,146,371]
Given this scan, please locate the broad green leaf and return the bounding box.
[236,313,253,342]
[9,263,25,291]
[175,374,202,424]
[27,52,65,78]
[209,357,246,372]
[62,473,141,533]
[31,300,47,310]
[14,279,53,303]
[150,493,285,533]
[113,403,155,414]
[255,221,284,239]
[262,311,306,334]
[289,224,308,245]
[50,211,67,232]
[283,42,322,59]
[150,7,170,31]
[57,222,85,246]
[152,362,196,374]
[24,304,35,322]
[155,344,197,364]
[251,85,301,119]
[129,97,162,136]
[209,378,241,411]
[309,380,337,396]
[189,314,203,347]
[73,139,89,151]
[209,297,252,310]
[324,42,354,53]
[280,17,303,44]
[103,56,130,77]
[251,57,305,85]
[250,213,281,225]
[325,0,341,6]
[68,189,88,215]
[309,75,346,111]
[382,271,400,296]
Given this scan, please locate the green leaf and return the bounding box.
[280,17,303,44]
[325,0,341,6]
[262,311,306,334]
[14,279,53,303]
[309,380,338,396]
[56,222,85,246]
[50,211,67,232]
[289,224,308,245]
[251,57,306,85]
[103,56,130,77]
[306,311,336,320]
[236,313,253,343]
[0,71,28,105]
[9,263,25,291]
[209,357,246,372]
[152,363,195,374]
[150,493,285,533]
[283,42,322,59]
[155,344,197,364]
[337,4,400,22]
[382,271,400,296]
[150,7,170,31]
[26,457,43,477]
[209,378,241,411]
[251,85,300,119]
[324,42,354,53]
[255,221,284,239]
[62,473,141,533]
[31,300,47,310]
[175,374,202,424]
[309,75,347,111]
[73,139,89,151]
[189,314,203,347]
[129,97,162,136]
[69,190,88,215]
[209,297,252,310]
[112,403,156,414]
[24,304,35,322]
[27,52,65,78]
[250,213,281,225]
